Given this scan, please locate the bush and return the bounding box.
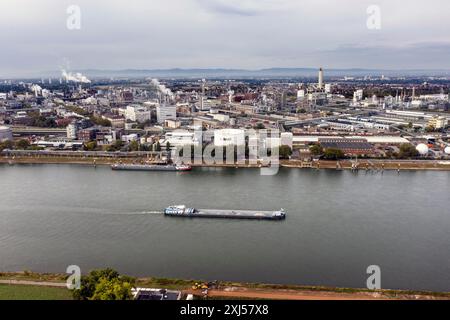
[72,268,135,300]
[323,148,345,160]
[398,143,419,159]
[0,140,14,151]
[279,145,293,159]
[15,139,31,150]
[84,141,97,151]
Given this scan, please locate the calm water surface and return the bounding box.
[0,164,449,291]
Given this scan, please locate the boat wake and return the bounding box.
[93,211,163,216]
[139,211,164,215]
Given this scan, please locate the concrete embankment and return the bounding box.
[1,156,450,171]
[282,160,450,171]
[0,156,264,168]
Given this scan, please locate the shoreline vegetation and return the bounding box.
[0,271,449,300]
[1,155,450,171]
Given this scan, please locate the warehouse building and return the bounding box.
[319,138,374,155]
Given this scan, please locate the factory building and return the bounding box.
[293,135,410,146]
[125,105,151,123]
[161,131,201,147]
[353,89,364,102]
[319,138,374,155]
[214,129,245,147]
[157,104,177,124]
[281,132,293,148]
[428,116,448,129]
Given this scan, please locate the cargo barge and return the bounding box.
[111,164,191,171]
[164,205,286,220]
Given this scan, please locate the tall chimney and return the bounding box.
[318,67,324,90]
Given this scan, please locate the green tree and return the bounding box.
[91,277,134,300]
[0,140,14,151]
[128,140,139,152]
[323,148,345,160]
[84,141,97,151]
[309,144,323,156]
[15,139,30,150]
[154,141,161,152]
[72,268,135,301]
[90,116,111,127]
[398,143,419,159]
[28,111,57,128]
[279,145,293,159]
[107,140,124,152]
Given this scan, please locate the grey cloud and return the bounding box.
[196,0,259,16]
[0,0,450,77]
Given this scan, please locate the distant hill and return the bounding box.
[27,68,450,80]
[76,68,450,78]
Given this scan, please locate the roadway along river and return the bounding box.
[0,164,449,292]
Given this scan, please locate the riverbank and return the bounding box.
[282,159,450,171]
[2,155,450,171]
[1,272,449,300]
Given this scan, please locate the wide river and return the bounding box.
[0,164,449,291]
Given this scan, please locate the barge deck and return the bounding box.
[164,205,286,220]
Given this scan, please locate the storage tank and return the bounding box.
[416,143,429,155]
[444,146,450,155]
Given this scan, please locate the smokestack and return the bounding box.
[318,67,324,90]
[200,79,205,110]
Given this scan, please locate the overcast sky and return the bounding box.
[1,0,450,77]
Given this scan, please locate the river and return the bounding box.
[0,164,449,291]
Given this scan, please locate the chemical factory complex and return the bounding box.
[1,68,450,168]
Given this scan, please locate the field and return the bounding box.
[0,284,72,300]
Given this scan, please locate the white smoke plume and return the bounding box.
[151,78,173,97]
[30,84,42,96]
[61,69,91,83]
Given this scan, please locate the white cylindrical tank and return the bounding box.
[444,146,450,155]
[416,143,429,155]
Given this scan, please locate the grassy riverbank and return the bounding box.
[0,271,449,300]
[0,284,72,300]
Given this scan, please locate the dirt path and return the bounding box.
[184,288,387,300]
[1,280,447,300]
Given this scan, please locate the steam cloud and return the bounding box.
[61,70,91,83]
[151,78,173,97]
